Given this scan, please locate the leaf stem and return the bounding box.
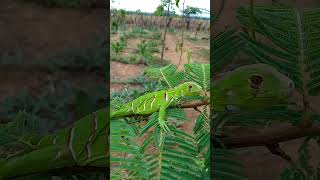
[250,0,256,39]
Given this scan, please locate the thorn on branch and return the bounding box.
[193,106,201,113]
[266,143,295,166]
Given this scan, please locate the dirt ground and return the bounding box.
[0,0,105,59]
[0,70,48,102]
[161,32,209,69]
[110,29,209,92]
[110,61,145,92]
[0,0,105,101]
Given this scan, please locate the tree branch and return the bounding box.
[178,100,208,108]
[219,123,320,149]
[7,166,108,180]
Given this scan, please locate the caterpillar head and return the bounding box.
[213,63,295,111]
[180,82,203,97]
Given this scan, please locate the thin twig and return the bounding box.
[177,0,186,69]
[17,138,37,150]
[250,0,256,39]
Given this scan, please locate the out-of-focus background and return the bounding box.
[0,0,107,179]
[213,0,320,179]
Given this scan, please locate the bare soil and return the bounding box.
[162,32,209,70]
[0,0,105,59]
[0,0,105,101]
[110,61,145,82]
[110,29,209,92]
[0,70,48,102]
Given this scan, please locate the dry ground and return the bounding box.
[0,0,105,102]
[110,28,209,92]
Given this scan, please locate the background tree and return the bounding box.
[154,5,165,16]
[117,9,126,33]
[183,6,201,30]
[176,0,186,68]
[135,9,144,26]
[160,0,175,61]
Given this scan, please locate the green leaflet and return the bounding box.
[185,63,210,91]
[175,0,180,8]
[144,64,184,88]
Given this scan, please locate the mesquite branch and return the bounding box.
[217,123,320,149]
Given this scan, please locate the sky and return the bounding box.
[110,0,210,18]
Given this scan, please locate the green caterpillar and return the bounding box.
[111,82,204,131]
[0,108,108,180]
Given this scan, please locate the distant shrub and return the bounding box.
[111,41,126,55]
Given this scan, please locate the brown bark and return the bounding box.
[219,123,320,149]
[160,16,172,61]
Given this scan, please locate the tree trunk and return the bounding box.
[160,16,172,61]
[186,20,190,30]
[194,21,202,39]
[160,3,173,61]
[178,0,186,68]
